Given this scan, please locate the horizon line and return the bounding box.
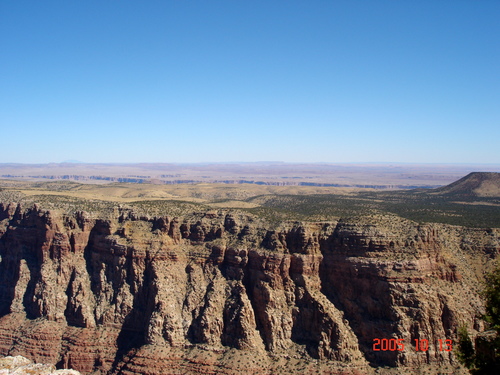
[1,161,500,166]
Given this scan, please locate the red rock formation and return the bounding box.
[0,202,497,374]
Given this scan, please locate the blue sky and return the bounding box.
[1,1,499,164]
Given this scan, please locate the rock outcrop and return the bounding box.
[0,202,498,374]
[0,355,80,374]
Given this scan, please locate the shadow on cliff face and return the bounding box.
[20,246,41,320]
[83,220,110,302]
[318,251,400,367]
[111,300,150,374]
[290,293,327,359]
[109,257,158,374]
[83,221,158,374]
[0,226,21,317]
[0,208,44,320]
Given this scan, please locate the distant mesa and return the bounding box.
[434,172,500,198]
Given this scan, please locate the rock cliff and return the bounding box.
[0,201,498,374]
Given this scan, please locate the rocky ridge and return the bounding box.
[0,200,498,374]
[433,172,500,198]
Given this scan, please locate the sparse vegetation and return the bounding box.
[456,325,475,369]
[456,267,500,373]
[1,173,499,228]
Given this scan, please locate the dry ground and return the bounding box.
[0,179,364,207]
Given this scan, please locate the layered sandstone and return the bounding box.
[0,201,498,374]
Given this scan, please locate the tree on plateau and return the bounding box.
[457,267,500,374]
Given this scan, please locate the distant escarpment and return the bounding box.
[0,174,440,189]
[0,201,498,374]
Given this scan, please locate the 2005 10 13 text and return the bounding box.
[372,338,452,352]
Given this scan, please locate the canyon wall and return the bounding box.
[0,201,498,374]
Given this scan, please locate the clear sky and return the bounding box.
[1,1,499,164]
